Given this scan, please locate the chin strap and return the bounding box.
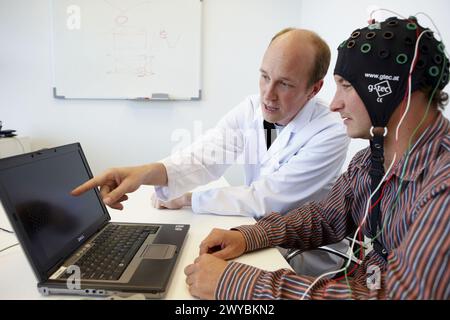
[368,127,389,261]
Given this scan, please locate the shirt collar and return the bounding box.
[256,97,317,134]
[390,113,449,181]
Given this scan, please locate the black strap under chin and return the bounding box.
[368,134,389,261]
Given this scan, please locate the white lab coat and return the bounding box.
[155,94,350,218]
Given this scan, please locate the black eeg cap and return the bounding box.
[335,17,449,258]
[334,16,449,129]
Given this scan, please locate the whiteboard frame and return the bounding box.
[50,0,203,101]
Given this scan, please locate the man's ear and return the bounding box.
[307,79,324,100]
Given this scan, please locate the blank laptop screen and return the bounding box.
[0,149,107,272]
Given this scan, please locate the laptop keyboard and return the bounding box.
[62,224,159,281]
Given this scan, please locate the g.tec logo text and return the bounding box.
[368,80,392,102]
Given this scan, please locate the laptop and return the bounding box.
[0,143,189,298]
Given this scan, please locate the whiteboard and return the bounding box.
[51,0,202,100]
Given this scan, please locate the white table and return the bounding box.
[0,178,292,299]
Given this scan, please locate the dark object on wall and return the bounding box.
[0,121,17,138]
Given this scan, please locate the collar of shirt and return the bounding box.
[255,97,317,134]
[274,123,285,133]
[355,113,449,182]
[390,113,449,181]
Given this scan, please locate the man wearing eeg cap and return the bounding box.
[333,16,450,261]
[184,15,449,300]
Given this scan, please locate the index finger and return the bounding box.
[71,176,103,196]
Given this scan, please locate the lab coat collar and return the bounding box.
[256,97,318,165]
[284,97,318,134]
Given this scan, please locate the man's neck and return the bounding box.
[383,92,439,171]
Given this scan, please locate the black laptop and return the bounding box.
[0,143,189,298]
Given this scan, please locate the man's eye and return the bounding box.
[281,82,292,88]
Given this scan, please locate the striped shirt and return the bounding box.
[216,113,449,300]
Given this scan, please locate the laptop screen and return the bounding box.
[0,144,108,279]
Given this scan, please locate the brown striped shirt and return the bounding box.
[216,113,449,300]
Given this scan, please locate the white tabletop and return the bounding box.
[0,178,292,300]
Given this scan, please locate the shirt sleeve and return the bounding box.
[233,168,357,252]
[216,157,450,300]
[386,179,449,299]
[191,120,349,217]
[216,261,378,300]
[154,97,249,201]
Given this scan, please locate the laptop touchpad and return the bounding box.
[141,244,177,259]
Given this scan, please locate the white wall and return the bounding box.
[0,0,449,186]
[0,0,301,185]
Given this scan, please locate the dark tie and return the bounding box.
[263,120,276,150]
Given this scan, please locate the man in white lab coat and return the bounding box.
[73,28,350,276]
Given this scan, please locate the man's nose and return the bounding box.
[264,83,277,101]
[330,95,343,113]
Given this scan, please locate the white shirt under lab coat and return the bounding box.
[155,94,350,218]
